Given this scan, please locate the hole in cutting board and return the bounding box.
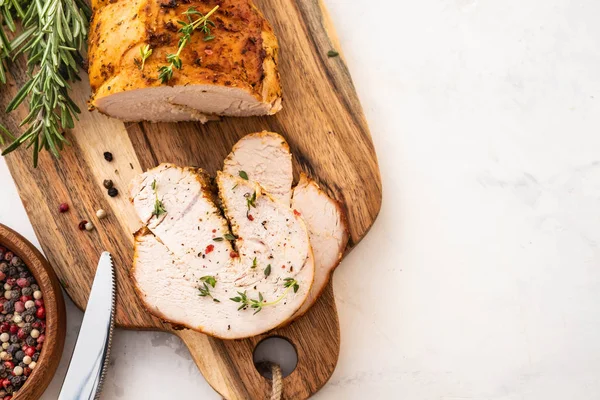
[253,336,298,379]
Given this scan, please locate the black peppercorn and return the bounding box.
[7,267,16,277]
[30,284,39,291]
[7,344,18,354]
[0,263,7,273]
[103,179,114,189]
[9,291,18,301]
[21,287,32,297]
[4,301,14,314]
[32,353,39,362]
[103,151,113,162]
[10,334,18,343]
[10,257,23,268]
[108,187,119,197]
[14,351,24,361]
[25,337,35,347]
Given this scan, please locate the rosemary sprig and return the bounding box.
[151,179,166,217]
[158,5,218,83]
[198,276,219,302]
[0,0,89,166]
[230,278,300,315]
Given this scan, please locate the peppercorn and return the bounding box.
[78,220,88,230]
[85,222,94,232]
[96,209,107,219]
[103,152,113,162]
[20,288,32,298]
[103,179,113,189]
[58,203,69,213]
[107,187,119,197]
[13,352,23,362]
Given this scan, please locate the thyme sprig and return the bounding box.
[245,191,257,210]
[0,0,90,166]
[199,275,219,302]
[138,44,152,71]
[158,5,218,83]
[230,278,300,315]
[151,179,166,217]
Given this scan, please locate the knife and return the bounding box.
[58,252,116,400]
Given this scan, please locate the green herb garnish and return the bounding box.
[327,50,339,58]
[264,264,271,277]
[230,278,300,315]
[199,276,219,302]
[159,5,219,83]
[239,170,249,180]
[251,257,257,269]
[139,44,153,71]
[224,233,236,241]
[246,191,257,210]
[151,179,166,217]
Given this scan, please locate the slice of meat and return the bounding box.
[88,0,282,122]
[130,164,314,339]
[225,134,349,320]
[223,131,293,205]
[291,174,349,319]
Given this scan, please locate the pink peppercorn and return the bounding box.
[0,323,8,333]
[36,307,45,319]
[17,329,26,340]
[34,299,43,308]
[9,325,17,334]
[0,273,5,282]
[23,367,31,376]
[3,361,13,370]
[16,278,28,288]
[24,347,34,357]
[1,379,9,388]
[37,334,45,344]
[19,295,30,303]
[59,203,69,213]
[14,302,24,314]
[5,278,14,286]
[3,394,11,400]
[78,220,88,230]
[3,253,12,261]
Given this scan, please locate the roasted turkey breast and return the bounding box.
[291,174,349,318]
[223,131,293,205]
[88,0,282,122]
[130,164,314,339]
[224,132,349,320]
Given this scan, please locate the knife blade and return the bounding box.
[58,251,116,400]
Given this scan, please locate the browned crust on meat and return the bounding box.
[88,0,282,113]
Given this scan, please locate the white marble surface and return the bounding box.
[2,0,600,398]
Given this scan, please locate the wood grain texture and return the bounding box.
[0,224,67,400]
[0,0,382,398]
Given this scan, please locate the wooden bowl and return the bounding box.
[0,224,66,399]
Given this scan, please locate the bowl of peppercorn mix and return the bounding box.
[0,224,66,400]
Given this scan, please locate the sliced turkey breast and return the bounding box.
[225,134,349,320]
[223,131,293,205]
[130,164,314,339]
[291,174,349,319]
[88,0,282,122]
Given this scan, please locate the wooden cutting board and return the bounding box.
[0,1,382,398]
